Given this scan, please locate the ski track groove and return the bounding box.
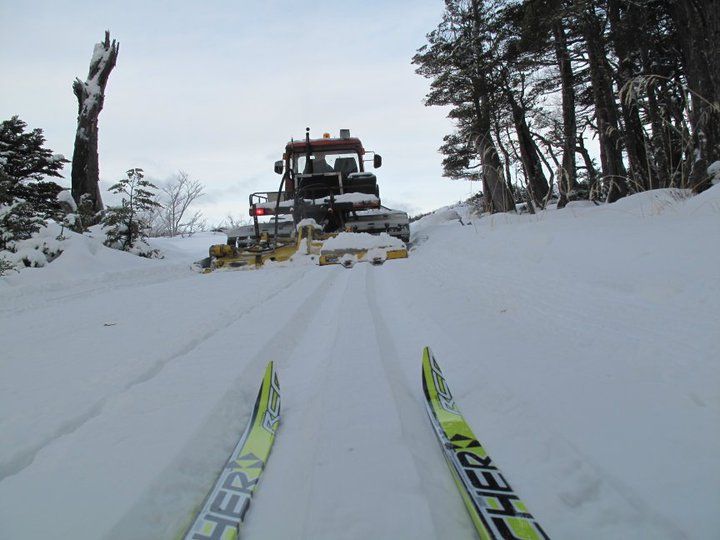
[0,266,314,484]
[106,267,345,540]
[364,266,451,540]
[284,266,442,540]
[295,272,354,540]
[296,267,385,540]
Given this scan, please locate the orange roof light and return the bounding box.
[323,132,331,139]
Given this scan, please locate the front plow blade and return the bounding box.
[318,232,408,267]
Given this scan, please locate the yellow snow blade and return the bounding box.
[318,246,408,267]
[202,225,408,271]
[204,226,324,271]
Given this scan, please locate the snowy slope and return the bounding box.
[1,187,718,539]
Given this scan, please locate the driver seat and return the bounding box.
[333,157,359,184]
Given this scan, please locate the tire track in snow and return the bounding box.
[105,267,347,540]
[215,265,439,540]
[276,272,355,540]
[205,267,355,539]
[0,266,316,483]
[118,269,343,540]
[365,266,468,539]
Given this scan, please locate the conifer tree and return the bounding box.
[102,168,161,257]
[0,117,69,271]
[0,116,67,220]
[413,0,515,213]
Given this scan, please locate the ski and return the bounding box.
[183,361,280,540]
[422,347,549,540]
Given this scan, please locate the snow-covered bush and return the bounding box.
[0,203,61,274]
[709,161,720,186]
[56,189,79,236]
[0,255,13,275]
[102,168,162,258]
[54,190,97,235]
[0,175,65,273]
[0,117,69,273]
[0,174,44,248]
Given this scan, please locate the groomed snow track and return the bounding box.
[1,189,718,539]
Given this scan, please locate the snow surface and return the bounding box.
[324,192,379,204]
[1,188,719,539]
[255,199,294,210]
[295,218,322,231]
[254,192,379,210]
[321,231,405,251]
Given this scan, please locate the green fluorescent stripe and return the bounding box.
[422,347,549,540]
[183,361,280,540]
[423,348,495,538]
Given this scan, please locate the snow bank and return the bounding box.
[412,205,464,229]
[707,161,720,185]
[0,227,219,291]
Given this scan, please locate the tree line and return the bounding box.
[413,0,719,212]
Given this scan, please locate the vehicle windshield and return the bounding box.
[293,152,361,176]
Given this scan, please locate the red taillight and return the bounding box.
[250,207,268,217]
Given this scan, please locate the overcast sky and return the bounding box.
[1,0,480,223]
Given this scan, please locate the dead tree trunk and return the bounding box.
[645,81,672,188]
[71,31,119,214]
